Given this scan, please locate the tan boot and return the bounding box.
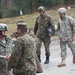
[73,56,75,63]
[58,60,66,67]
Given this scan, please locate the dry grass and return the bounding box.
[0,7,75,37]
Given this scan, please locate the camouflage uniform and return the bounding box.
[11,29,43,73]
[7,34,36,75]
[0,37,13,75]
[34,14,55,56]
[27,29,43,73]
[57,15,75,60]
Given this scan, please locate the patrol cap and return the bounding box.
[17,20,27,26]
[0,23,8,31]
[58,7,67,14]
[17,20,27,32]
[38,6,45,12]
[17,20,27,28]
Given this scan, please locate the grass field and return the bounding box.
[0,7,75,37]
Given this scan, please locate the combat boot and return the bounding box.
[37,55,41,62]
[73,56,75,63]
[44,56,49,64]
[58,60,66,67]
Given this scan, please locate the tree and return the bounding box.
[0,0,2,18]
[30,0,37,12]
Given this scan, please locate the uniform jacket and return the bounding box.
[0,37,13,73]
[57,15,75,41]
[34,14,55,38]
[7,34,36,74]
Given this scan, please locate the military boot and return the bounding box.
[58,60,66,67]
[44,56,49,64]
[37,55,41,62]
[73,56,75,63]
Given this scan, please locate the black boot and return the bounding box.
[44,56,49,64]
[37,55,41,62]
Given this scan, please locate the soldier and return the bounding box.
[57,7,75,67]
[6,22,36,75]
[11,27,43,74]
[10,30,18,42]
[0,23,13,75]
[34,6,55,64]
[28,29,43,73]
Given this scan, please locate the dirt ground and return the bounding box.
[36,37,75,75]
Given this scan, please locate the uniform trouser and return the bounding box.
[60,41,75,60]
[36,36,51,56]
[14,71,36,75]
[35,54,43,73]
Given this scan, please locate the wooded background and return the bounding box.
[0,0,75,18]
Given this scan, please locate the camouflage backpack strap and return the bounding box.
[21,38,27,56]
[21,39,25,55]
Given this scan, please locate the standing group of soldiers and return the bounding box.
[0,6,75,75]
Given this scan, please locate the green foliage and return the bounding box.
[1,0,75,18]
[0,5,2,18]
[13,0,32,14]
[6,8,20,17]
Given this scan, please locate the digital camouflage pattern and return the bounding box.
[34,14,55,56]
[28,30,43,73]
[57,15,75,41]
[34,14,55,38]
[7,34,36,75]
[57,15,75,60]
[35,37,41,55]
[11,29,43,74]
[0,37,13,75]
[35,36,51,56]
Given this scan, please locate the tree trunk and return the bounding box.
[30,0,37,13]
[0,0,2,18]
